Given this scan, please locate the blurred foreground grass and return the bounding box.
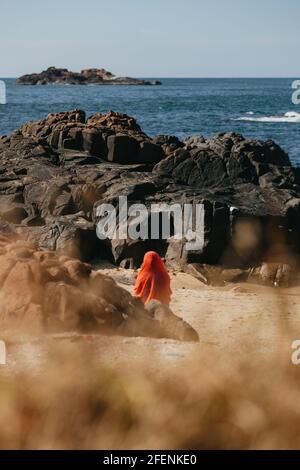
[0,333,300,450]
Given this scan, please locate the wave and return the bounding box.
[234,111,300,123]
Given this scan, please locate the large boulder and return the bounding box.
[38,216,102,261]
[107,134,140,163]
[17,109,165,165]
[154,132,291,188]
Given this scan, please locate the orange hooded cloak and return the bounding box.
[133,251,172,305]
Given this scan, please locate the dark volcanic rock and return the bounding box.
[17,66,162,86]
[0,109,299,285]
[16,109,164,166]
[107,134,140,163]
[38,216,102,261]
[154,131,291,188]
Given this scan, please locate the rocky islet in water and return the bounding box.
[17,66,162,86]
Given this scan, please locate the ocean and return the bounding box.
[0,77,299,164]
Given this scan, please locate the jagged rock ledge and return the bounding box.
[0,108,300,287]
[17,67,162,86]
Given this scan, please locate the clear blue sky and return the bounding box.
[1,0,299,77]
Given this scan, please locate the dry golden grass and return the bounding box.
[0,334,300,450]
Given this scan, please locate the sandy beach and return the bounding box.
[4,266,300,375]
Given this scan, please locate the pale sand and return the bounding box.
[3,266,300,374]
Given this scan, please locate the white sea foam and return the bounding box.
[235,111,300,123]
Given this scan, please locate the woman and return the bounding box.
[133,251,172,306]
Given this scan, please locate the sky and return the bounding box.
[0,0,299,78]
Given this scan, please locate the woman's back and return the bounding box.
[133,251,172,305]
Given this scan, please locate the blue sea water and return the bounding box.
[0,78,299,164]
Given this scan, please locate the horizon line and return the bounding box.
[0,76,299,80]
